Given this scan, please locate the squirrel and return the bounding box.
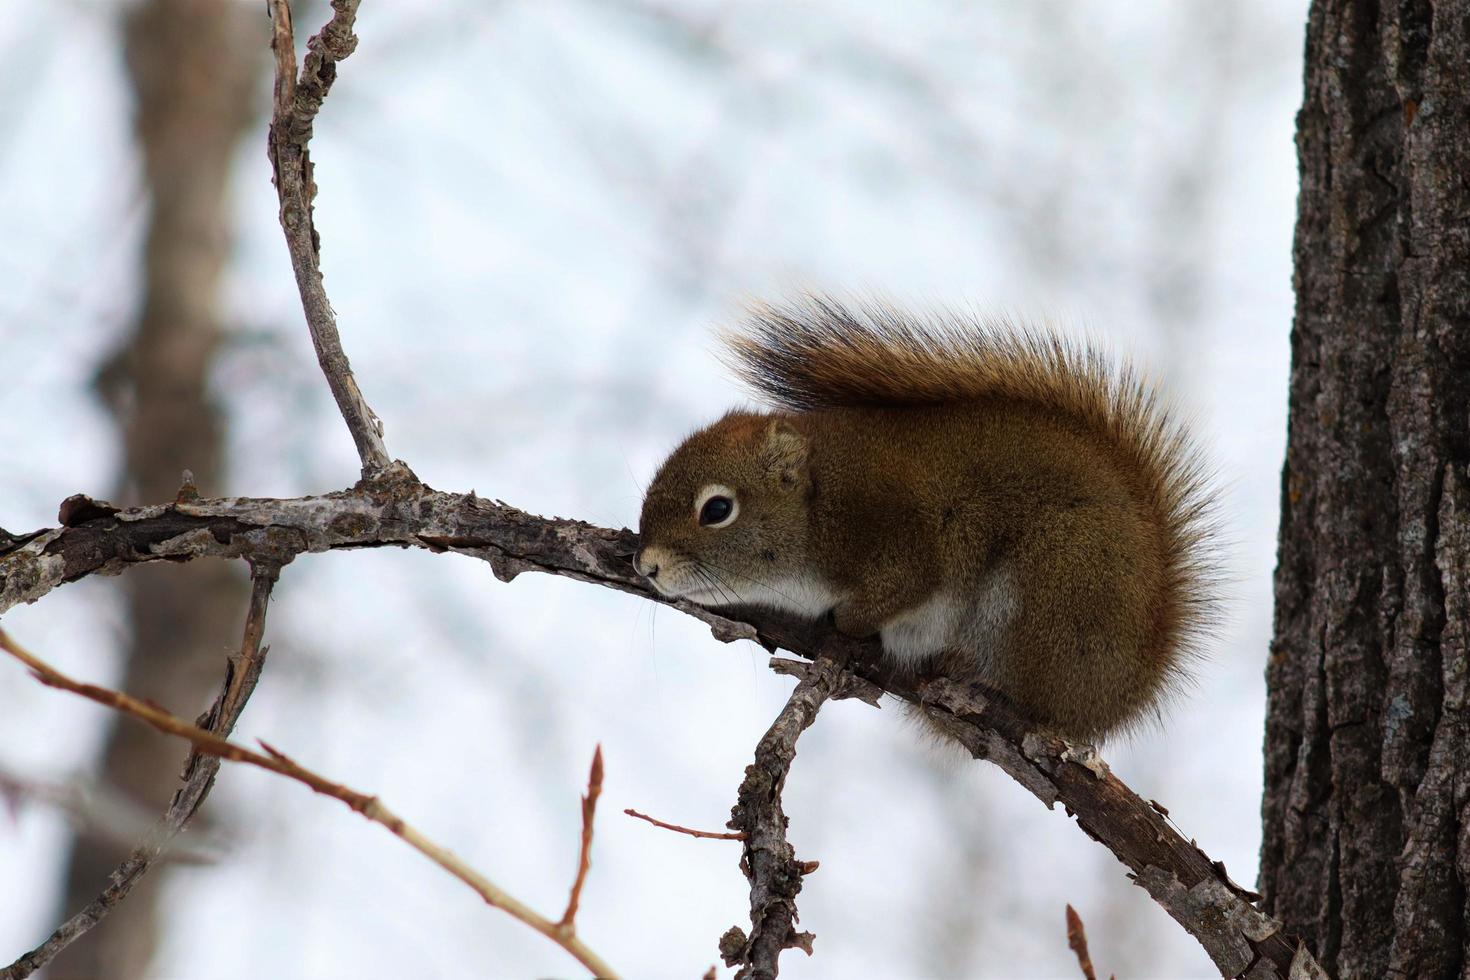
[634,298,1218,741]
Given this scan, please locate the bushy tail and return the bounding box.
[722,296,1221,691]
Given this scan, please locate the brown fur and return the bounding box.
[637,298,1219,741]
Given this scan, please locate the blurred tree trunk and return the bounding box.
[53,3,261,977]
[1262,2,1470,977]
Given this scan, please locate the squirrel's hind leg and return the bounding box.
[995,505,1166,741]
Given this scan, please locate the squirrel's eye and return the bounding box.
[694,484,739,527]
[699,496,734,526]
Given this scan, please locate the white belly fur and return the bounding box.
[880,566,1017,673]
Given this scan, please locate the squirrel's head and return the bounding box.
[636,412,812,607]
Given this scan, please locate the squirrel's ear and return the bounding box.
[761,419,808,487]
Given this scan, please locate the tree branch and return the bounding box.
[266,0,391,477]
[0,629,618,980]
[0,483,654,622]
[1,564,278,980]
[720,656,840,978]
[0,479,1316,976]
[559,745,603,930]
[625,809,744,841]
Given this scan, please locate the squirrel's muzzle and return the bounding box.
[633,547,659,580]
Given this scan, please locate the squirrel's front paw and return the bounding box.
[831,602,880,639]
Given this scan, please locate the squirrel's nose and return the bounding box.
[634,548,659,580]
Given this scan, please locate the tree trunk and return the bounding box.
[1262,2,1470,977]
[52,3,260,977]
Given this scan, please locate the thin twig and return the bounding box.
[1,565,279,980]
[721,655,840,979]
[265,0,391,477]
[625,808,745,841]
[0,627,617,980]
[182,565,278,818]
[1066,904,1107,980]
[560,744,603,929]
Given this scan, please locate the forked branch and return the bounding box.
[0,0,1323,975]
[0,481,1314,977]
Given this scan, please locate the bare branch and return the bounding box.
[1,565,278,980]
[0,482,1315,976]
[183,564,279,818]
[0,629,618,980]
[625,808,744,841]
[721,655,842,979]
[559,745,603,930]
[265,0,391,477]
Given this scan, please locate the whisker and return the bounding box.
[697,559,803,607]
[694,564,742,606]
[685,563,718,602]
[620,448,649,498]
[689,562,742,606]
[701,564,766,611]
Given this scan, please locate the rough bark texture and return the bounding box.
[1261,1,1470,977]
[55,2,261,976]
[721,657,838,978]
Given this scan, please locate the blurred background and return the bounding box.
[0,1,1304,976]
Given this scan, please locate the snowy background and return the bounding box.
[0,1,1303,977]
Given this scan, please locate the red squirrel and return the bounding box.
[636,299,1217,740]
